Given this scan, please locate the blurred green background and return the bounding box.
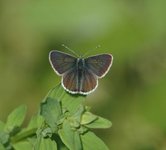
[0,0,166,149]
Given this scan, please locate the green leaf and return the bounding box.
[11,127,37,144]
[26,137,37,148]
[40,97,62,131]
[41,127,52,138]
[72,105,85,123]
[81,112,98,125]
[35,137,57,150]
[46,84,64,100]
[10,115,44,144]
[61,93,85,115]
[58,120,82,150]
[67,117,80,128]
[47,85,85,114]
[0,131,9,145]
[77,126,88,134]
[5,105,27,133]
[84,116,112,129]
[13,141,33,150]
[27,114,44,130]
[51,134,69,150]
[59,146,69,150]
[81,131,109,150]
[67,105,85,129]
[14,115,44,141]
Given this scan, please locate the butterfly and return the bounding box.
[49,50,113,95]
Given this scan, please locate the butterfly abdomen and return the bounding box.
[76,58,85,92]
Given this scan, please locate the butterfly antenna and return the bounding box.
[82,45,101,58]
[62,44,79,57]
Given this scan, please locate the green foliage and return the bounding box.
[58,120,82,150]
[5,105,27,133]
[81,131,109,150]
[0,85,112,150]
[13,141,33,150]
[40,97,62,132]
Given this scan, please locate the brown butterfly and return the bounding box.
[49,50,113,95]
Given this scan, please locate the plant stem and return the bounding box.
[11,128,37,143]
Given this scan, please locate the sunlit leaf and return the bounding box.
[67,117,80,128]
[16,115,44,139]
[41,127,52,138]
[77,126,88,134]
[11,116,44,144]
[0,131,9,145]
[27,114,44,130]
[61,92,85,115]
[81,131,109,150]
[40,97,62,131]
[72,105,85,123]
[81,112,98,125]
[5,105,27,133]
[13,141,33,150]
[84,116,112,129]
[35,137,57,150]
[58,120,82,150]
[47,85,85,114]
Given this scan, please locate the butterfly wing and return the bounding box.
[84,54,113,78]
[49,50,77,75]
[49,51,113,95]
[80,68,98,95]
[62,68,79,94]
[62,64,98,95]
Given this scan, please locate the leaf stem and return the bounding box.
[11,128,37,144]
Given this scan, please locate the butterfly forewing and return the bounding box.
[85,54,113,78]
[49,50,77,75]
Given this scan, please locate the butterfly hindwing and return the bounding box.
[62,62,98,95]
[84,54,113,78]
[62,68,78,94]
[49,50,77,75]
[80,68,98,94]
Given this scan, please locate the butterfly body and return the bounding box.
[49,50,113,95]
[77,59,84,90]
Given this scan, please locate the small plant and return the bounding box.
[0,85,112,150]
